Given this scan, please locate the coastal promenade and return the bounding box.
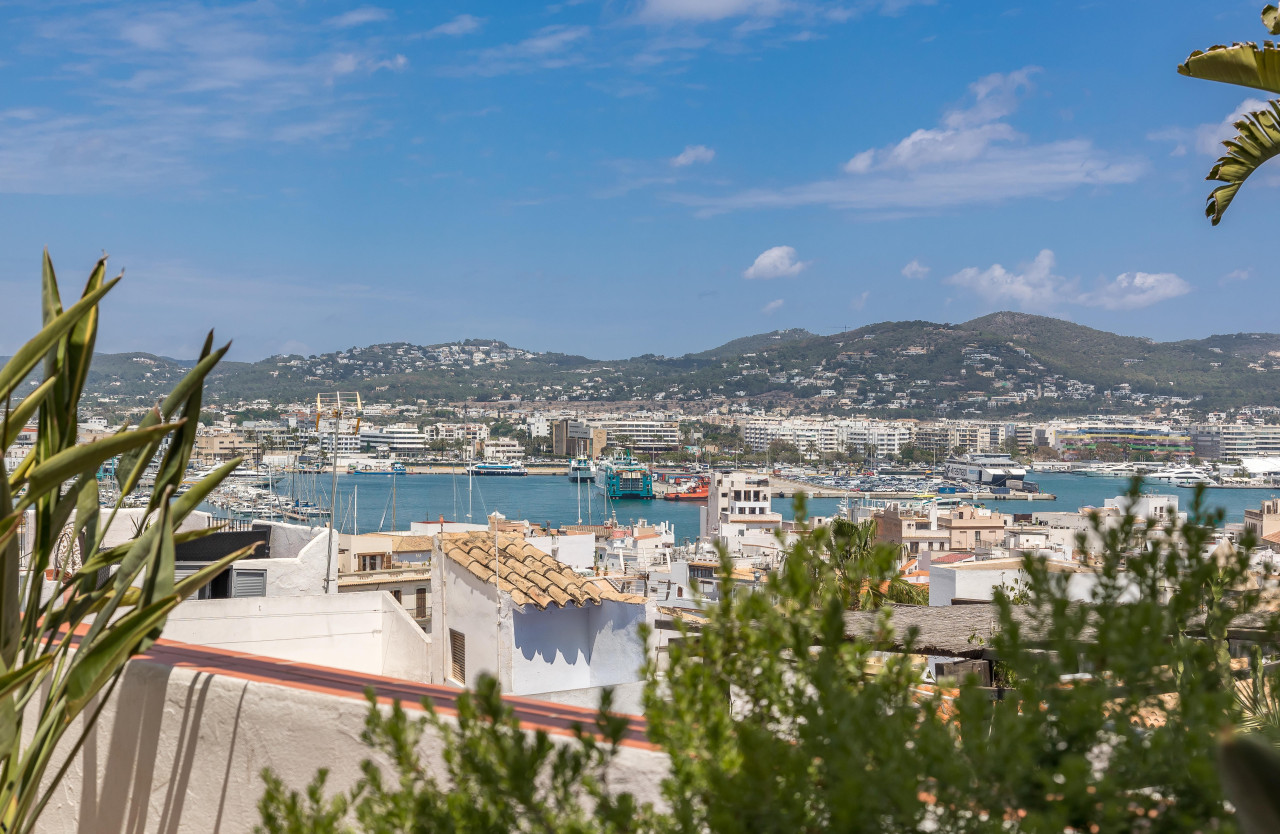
[767,477,1057,501]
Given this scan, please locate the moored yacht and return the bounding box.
[568,457,596,482]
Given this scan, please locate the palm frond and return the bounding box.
[1203,100,1280,224]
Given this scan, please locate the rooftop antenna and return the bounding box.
[316,391,362,593]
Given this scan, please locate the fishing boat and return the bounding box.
[594,452,654,499]
[466,461,528,477]
[662,475,709,501]
[568,457,596,482]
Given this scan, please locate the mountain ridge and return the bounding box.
[8,313,1280,415]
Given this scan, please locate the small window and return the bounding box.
[416,587,427,619]
[391,589,402,603]
[449,629,466,685]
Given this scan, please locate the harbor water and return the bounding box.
[220,471,1280,543]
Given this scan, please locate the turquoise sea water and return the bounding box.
[244,471,1280,543]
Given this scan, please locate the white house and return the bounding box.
[430,531,648,710]
[700,471,785,564]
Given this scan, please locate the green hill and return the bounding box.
[10,314,1280,415]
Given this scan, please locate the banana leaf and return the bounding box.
[1204,100,1280,224]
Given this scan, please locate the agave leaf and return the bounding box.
[171,541,261,602]
[147,335,227,513]
[1179,41,1280,95]
[112,408,164,501]
[158,333,226,421]
[136,501,175,652]
[73,522,222,580]
[0,377,56,450]
[0,656,53,702]
[64,594,181,714]
[1202,100,1280,224]
[62,257,107,419]
[1219,733,1280,833]
[17,421,179,503]
[169,457,241,527]
[0,275,119,402]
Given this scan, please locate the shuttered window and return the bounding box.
[449,629,466,685]
[416,588,427,619]
[233,569,267,598]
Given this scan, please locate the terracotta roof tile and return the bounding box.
[436,531,646,610]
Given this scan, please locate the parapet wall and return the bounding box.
[32,640,668,833]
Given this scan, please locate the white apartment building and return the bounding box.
[744,417,912,459]
[837,420,914,458]
[743,418,840,456]
[424,422,491,444]
[1191,423,1280,460]
[360,422,428,454]
[589,417,681,452]
[483,437,526,461]
[701,472,785,564]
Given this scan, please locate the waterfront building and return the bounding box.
[482,437,526,461]
[1191,422,1280,460]
[589,416,681,452]
[701,471,785,564]
[1052,420,1191,460]
[194,428,254,462]
[552,418,608,457]
[359,422,428,454]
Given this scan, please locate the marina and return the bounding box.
[200,470,1280,541]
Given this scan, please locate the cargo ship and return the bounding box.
[594,452,654,499]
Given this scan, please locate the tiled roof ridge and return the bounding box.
[437,531,645,610]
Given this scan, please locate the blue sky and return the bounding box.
[0,0,1273,360]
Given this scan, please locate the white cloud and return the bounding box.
[635,0,787,23]
[1,3,408,194]
[762,298,785,314]
[851,291,869,310]
[743,245,810,279]
[1077,272,1190,310]
[1220,268,1252,285]
[901,259,929,279]
[326,7,391,28]
[445,25,590,76]
[671,144,716,167]
[946,249,1189,312]
[424,14,485,38]
[946,249,1067,311]
[1150,98,1269,158]
[843,149,874,173]
[673,67,1144,216]
[633,0,931,23]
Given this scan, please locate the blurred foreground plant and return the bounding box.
[0,252,247,834]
